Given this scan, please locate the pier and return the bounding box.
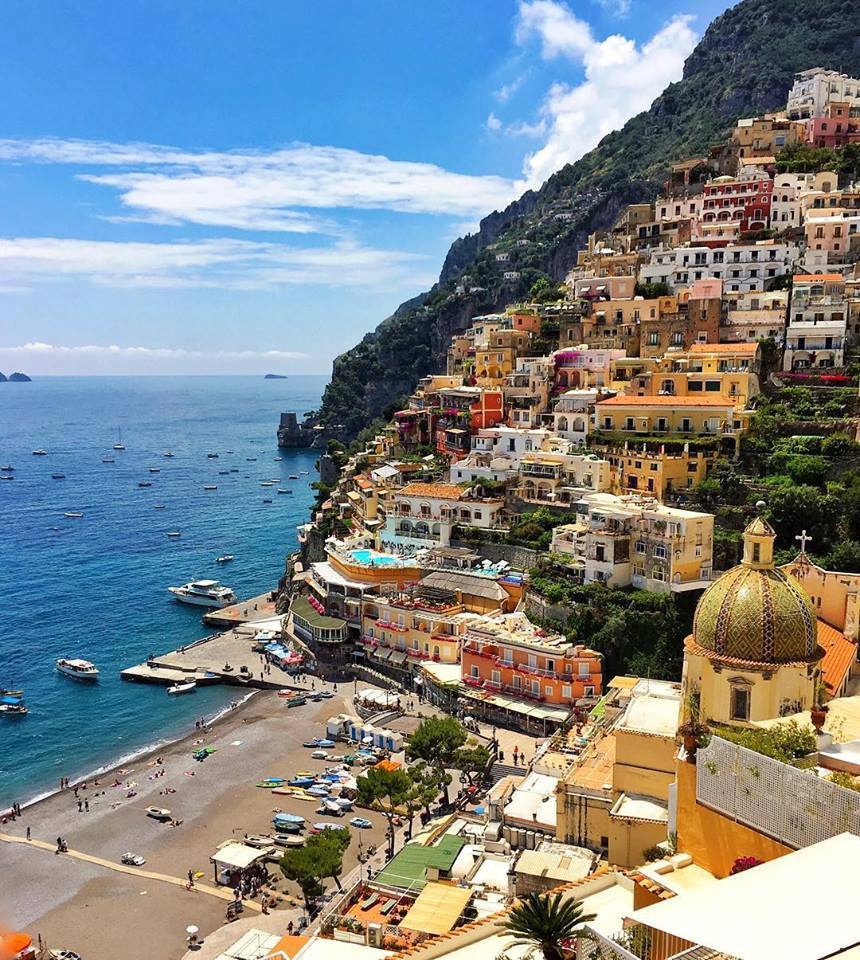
[121,593,301,691]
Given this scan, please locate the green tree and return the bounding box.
[408,761,442,821]
[453,742,493,787]
[502,892,596,960]
[406,716,468,805]
[823,540,860,574]
[356,765,415,858]
[766,485,841,553]
[279,827,351,912]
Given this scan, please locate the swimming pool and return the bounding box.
[351,549,400,566]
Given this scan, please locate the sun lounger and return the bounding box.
[379,898,397,916]
[361,893,380,910]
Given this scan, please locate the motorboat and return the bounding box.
[166,531,181,537]
[154,504,166,510]
[246,457,257,462]
[145,806,172,821]
[336,797,354,811]
[307,784,330,797]
[218,470,230,475]
[0,695,27,716]
[273,812,305,825]
[300,471,309,475]
[216,555,234,564]
[276,834,305,848]
[52,473,66,479]
[167,679,197,695]
[102,457,115,463]
[33,449,48,456]
[0,687,23,697]
[207,453,219,459]
[312,822,342,833]
[243,833,276,848]
[203,484,217,491]
[148,467,160,473]
[168,580,236,608]
[56,658,99,681]
[63,512,83,519]
[274,457,283,462]
[229,468,239,473]
[288,474,299,480]
[260,481,275,487]
[138,481,152,488]
[262,498,273,504]
[163,451,174,458]
[0,465,13,471]
[113,428,125,451]
[311,749,330,760]
[0,475,13,481]
[303,738,336,748]
[277,489,292,495]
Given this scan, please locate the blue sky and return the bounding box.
[0,0,732,375]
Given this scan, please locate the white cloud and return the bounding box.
[596,0,632,17]
[0,138,523,230]
[0,236,436,291]
[513,0,698,186]
[0,341,307,360]
[495,76,526,103]
[485,113,503,133]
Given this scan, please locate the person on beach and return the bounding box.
[187,869,195,887]
[85,799,89,812]
[26,826,30,840]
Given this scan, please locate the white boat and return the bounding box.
[167,679,197,695]
[163,451,174,458]
[216,555,234,564]
[166,530,181,537]
[102,457,115,463]
[0,465,13,471]
[56,658,99,681]
[0,703,28,716]
[203,484,217,491]
[33,449,48,456]
[64,511,83,519]
[113,428,125,451]
[138,481,152,488]
[149,467,160,473]
[168,580,237,608]
[260,481,275,487]
[154,504,166,510]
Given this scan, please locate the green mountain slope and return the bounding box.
[317,0,860,441]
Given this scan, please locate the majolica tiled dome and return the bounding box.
[692,517,817,663]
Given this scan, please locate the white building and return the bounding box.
[513,450,613,506]
[783,274,850,370]
[552,388,602,445]
[721,289,788,343]
[640,242,798,293]
[787,67,860,120]
[383,482,505,548]
[550,492,714,594]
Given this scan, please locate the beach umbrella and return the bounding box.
[185,926,199,936]
[0,932,32,959]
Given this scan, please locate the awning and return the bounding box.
[388,650,408,665]
[400,881,473,935]
[211,842,267,870]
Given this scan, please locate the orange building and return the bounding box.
[460,613,602,707]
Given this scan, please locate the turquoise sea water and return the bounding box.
[0,375,326,807]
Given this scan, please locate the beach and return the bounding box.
[2,684,398,960]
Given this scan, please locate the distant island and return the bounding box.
[264,373,288,379]
[0,372,32,382]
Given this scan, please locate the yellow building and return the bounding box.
[602,444,717,500]
[595,395,747,453]
[474,329,532,385]
[681,517,823,727]
[557,678,681,867]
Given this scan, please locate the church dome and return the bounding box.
[691,516,818,664]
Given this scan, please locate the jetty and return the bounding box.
[121,592,302,691]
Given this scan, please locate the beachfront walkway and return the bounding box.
[0,831,261,911]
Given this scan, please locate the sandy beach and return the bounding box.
[1,682,399,960]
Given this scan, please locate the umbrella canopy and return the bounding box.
[1,932,32,958]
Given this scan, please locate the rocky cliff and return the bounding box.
[316,0,860,441]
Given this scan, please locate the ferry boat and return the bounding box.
[56,658,100,681]
[168,580,237,608]
[33,449,48,456]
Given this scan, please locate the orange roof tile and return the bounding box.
[596,394,733,407]
[792,274,844,283]
[399,482,464,500]
[818,619,858,695]
[688,342,758,354]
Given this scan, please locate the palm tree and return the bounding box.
[502,892,596,960]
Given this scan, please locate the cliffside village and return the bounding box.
[167,69,860,960]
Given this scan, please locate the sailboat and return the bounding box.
[113,428,126,451]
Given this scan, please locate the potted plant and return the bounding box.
[678,687,709,759]
[811,677,829,733]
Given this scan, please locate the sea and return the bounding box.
[0,375,327,808]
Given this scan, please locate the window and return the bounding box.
[470,665,479,679]
[731,684,751,721]
[636,540,646,554]
[545,686,553,697]
[653,544,668,559]
[562,685,572,699]
[491,669,501,685]
[546,659,555,674]
[579,662,590,676]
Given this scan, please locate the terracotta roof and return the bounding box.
[399,482,464,500]
[818,619,858,695]
[792,273,844,283]
[596,395,732,407]
[687,342,758,354]
[354,476,374,491]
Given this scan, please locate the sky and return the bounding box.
[0,0,733,376]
